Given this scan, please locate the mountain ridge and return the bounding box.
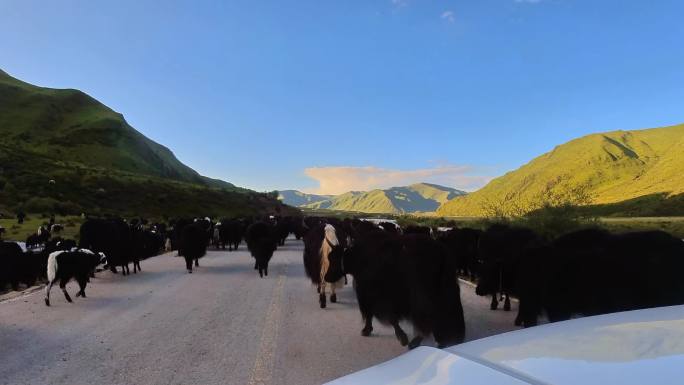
[0,70,285,217]
[437,123,684,217]
[280,183,467,214]
[0,70,235,189]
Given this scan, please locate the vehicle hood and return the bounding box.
[327,305,684,385]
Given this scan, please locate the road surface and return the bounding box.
[0,238,519,385]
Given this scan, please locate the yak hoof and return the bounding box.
[64,293,73,303]
[188,270,193,274]
[330,294,337,303]
[490,302,498,310]
[361,327,373,337]
[514,316,522,326]
[45,298,50,307]
[397,332,409,346]
[504,302,511,311]
[319,294,326,309]
[408,336,423,350]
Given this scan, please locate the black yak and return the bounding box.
[378,221,400,234]
[476,224,540,311]
[343,231,466,349]
[0,241,27,291]
[179,223,208,273]
[274,218,290,246]
[403,225,432,236]
[219,219,244,251]
[245,222,278,278]
[515,229,684,327]
[438,228,482,280]
[44,249,106,306]
[79,218,134,275]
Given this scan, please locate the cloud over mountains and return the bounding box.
[303,164,491,195]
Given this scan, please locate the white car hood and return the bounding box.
[326,346,531,385]
[328,305,684,385]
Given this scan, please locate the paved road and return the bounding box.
[0,238,519,385]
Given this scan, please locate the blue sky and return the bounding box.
[2,0,683,194]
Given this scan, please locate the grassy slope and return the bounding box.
[0,70,288,217]
[303,183,466,214]
[0,215,84,242]
[438,124,684,216]
[0,69,232,187]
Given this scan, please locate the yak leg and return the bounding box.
[60,280,73,303]
[330,284,337,303]
[391,320,409,346]
[45,280,56,306]
[361,310,373,336]
[135,260,141,273]
[319,281,327,308]
[185,257,193,273]
[514,312,523,326]
[194,259,199,267]
[503,294,511,311]
[408,335,424,350]
[490,294,499,310]
[75,276,88,298]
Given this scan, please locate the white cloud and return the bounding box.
[392,0,409,8]
[302,165,491,195]
[441,10,455,23]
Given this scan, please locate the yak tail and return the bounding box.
[47,251,64,282]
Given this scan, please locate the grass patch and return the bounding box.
[0,215,84,242]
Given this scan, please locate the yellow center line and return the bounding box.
[247,268,287,385]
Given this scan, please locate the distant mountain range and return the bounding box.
[437,123,684,217]
[277,190,333,207]
[0,69,287,217]
[280,183,467,214]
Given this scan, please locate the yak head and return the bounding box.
[98,252,107,266]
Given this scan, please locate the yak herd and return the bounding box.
[1,214,684,350]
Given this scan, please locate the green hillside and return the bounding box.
[285,183,466,214]
[0,70,288,217]
[438,123,684,217]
